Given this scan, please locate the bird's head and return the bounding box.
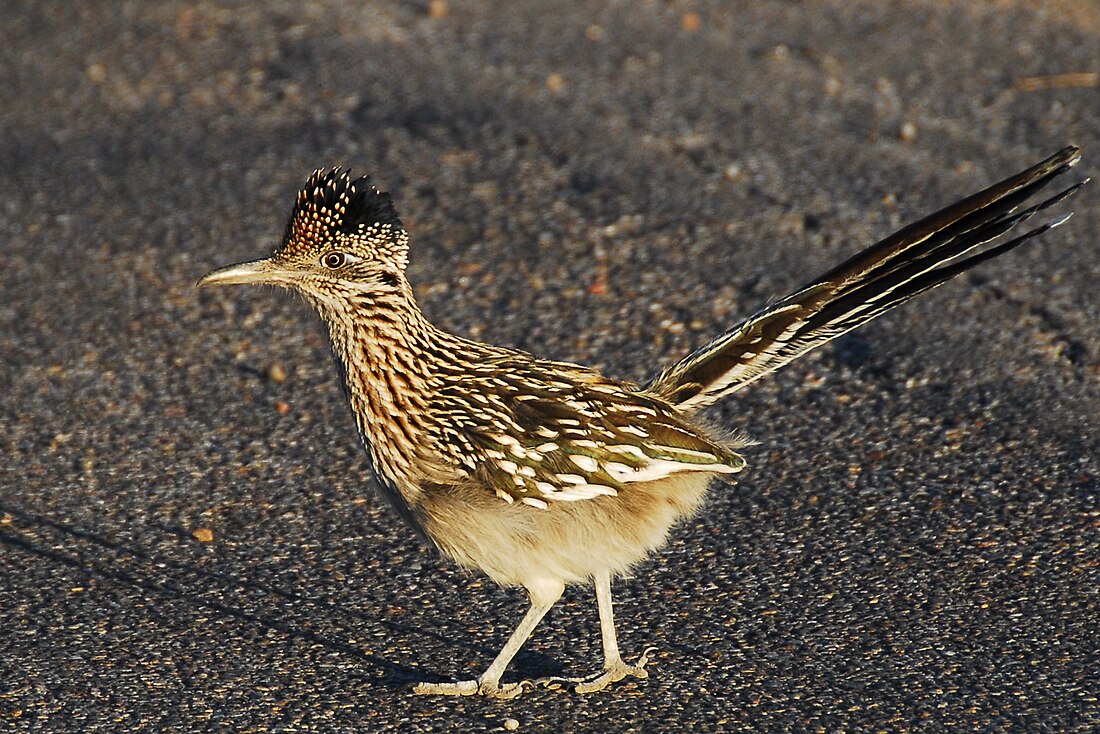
[198,168,409,304]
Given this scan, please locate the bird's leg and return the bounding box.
[413,579,564,699]
[539,569,655,694]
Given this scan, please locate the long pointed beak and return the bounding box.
[197,258,288,287]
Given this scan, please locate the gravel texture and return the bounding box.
[2,2,1098,732]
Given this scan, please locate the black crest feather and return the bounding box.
[281,168,406,258]
[295,168,403,235]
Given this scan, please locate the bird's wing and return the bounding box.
[435,358,744,508]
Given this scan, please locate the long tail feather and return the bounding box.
[646,146,1086,411]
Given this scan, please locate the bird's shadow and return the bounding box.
[0,501,564,691]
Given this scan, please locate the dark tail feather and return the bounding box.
[646,146,1086,411]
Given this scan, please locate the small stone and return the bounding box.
[193,528,214,543]
[681,12,701,32]
[268,362,288,383]
[428,0,448,19]
[546,73,565,91]
[503,718,520,731]
[275,401,292,415]
[899,121,917,141]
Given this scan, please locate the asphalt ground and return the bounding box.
[1,1,1098,732]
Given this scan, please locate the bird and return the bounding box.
[198,146,1085,698]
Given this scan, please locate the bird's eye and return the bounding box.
[321,252,347,269]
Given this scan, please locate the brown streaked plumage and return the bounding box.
[198,147,1086,698]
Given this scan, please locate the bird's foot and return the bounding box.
[412,677,530,699]
[537,646,656,694]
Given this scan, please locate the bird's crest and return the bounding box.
[280,168,408,265]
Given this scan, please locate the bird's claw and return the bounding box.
[413,677,532,699]
[537,646,657,694]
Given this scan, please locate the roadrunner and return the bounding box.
[199,146,1085,698]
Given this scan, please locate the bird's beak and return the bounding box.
[197,258,289,288]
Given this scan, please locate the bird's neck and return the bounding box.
[320,284,454,489]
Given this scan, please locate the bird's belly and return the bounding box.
[416,472,721,587]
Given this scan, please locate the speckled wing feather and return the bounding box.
[430,355,744,508]
[647,146,1085,412]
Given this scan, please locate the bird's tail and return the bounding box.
[646,146,1086,412]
